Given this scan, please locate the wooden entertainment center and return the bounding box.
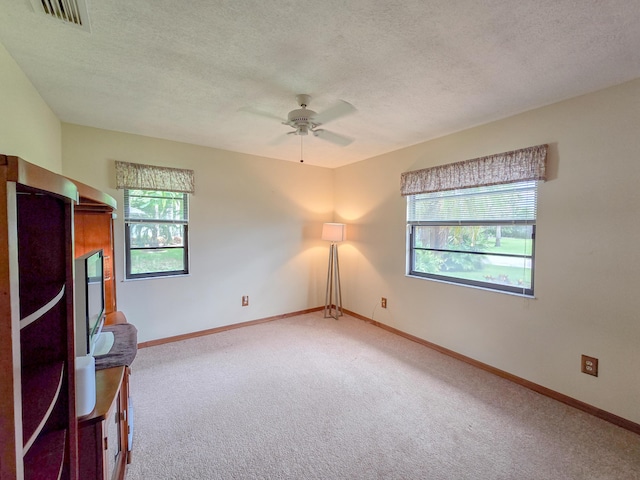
[0,155,135,480]
[74,177,135,480]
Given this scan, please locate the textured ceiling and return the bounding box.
[1,1,640,168]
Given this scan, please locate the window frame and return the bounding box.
[406,179,539,296]
[408,222,536,296]
[401,145,546,296]
[123,189,190,280]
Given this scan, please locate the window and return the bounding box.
[115,160,194,280]
[408,181,537,295]
[401,144,547,296]
[124,189,189,279]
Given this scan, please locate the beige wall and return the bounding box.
[334,78,640,424]
[0,42,61,171]
[62,124,334,342]
[6,33,637,423]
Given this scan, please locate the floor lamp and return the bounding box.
[322,223,346,319]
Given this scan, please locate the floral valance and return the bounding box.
[400,144,547,196]
[115,161,195,194]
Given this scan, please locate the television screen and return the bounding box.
[85,252,103,336]
[75,249,105,356]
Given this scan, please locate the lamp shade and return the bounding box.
[322,223,346,242]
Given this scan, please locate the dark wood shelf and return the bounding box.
[24,429,66,480]
[21,362,64,451]
[20,284,65,329]
[2,156,82,479]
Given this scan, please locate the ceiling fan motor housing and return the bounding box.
[286,94,318,133]
[279,94,354,144]
[287,108,317,124]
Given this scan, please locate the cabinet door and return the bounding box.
[104,395,122,480]
[74,211,116,314]
[79,367,128,480]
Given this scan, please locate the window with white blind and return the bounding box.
[402,144,547,296]
[124,189,189,279]
[115,160,194,280]
[407,181,537,295]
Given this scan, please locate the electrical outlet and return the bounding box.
[381,297,387,308]
[242,295,249,307]
[581,355,598,377]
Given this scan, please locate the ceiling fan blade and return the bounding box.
[313,129,354,147]
[313,100,356,125]
[269,133,292,145]
[238,106,286,122]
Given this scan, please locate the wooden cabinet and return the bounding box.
[78,312,136,480]
[0,155,79,479]
[78,367,130,480]
[72,181,134,480]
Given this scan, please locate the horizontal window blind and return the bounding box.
[124,190,188,223]
[407,180,538,224]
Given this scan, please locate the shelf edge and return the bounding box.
[22,363,64,454]
[20,285,65,329]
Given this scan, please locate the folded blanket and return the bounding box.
[95,323,138,370]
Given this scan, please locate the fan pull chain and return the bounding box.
[300,135,304,163]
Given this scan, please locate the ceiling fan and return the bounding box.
[243,94,357,148]
[282,94,356,146]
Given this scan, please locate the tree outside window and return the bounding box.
[124,189,189,279]
[408,181,537,295]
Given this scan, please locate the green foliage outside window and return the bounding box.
[412,225,533,291]
[125,189,189,278]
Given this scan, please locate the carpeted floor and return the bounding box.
[125,312,640,479]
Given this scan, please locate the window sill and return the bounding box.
[122,273,191,282]
[406,273,536,299]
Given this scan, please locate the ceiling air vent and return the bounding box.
[29,0,91,32]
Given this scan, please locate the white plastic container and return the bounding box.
[75,355,96,416]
